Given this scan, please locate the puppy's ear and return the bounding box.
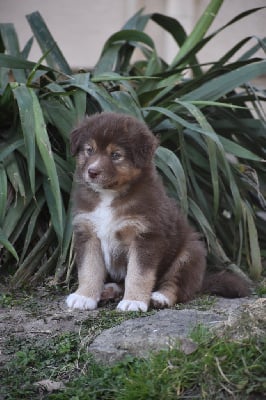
[70,115,94,156]
[70,127,83,156]
[132,131,159,168]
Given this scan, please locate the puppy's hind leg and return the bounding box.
[100,282,124,301]
[151,240,207,309]
[151,269,179,308]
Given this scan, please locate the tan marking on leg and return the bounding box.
[76,236,106,300]
[117,245,156,311]
[66,235,106,310]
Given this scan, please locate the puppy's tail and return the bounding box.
[201,270,252,298]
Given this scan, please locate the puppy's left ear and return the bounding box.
[70,127,83,156]
[132,130,159,168]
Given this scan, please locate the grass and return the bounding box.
[174,295,218,311]
[1,316,265,400]
[1,284,265,399]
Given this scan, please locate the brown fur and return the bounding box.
[66,112,251,312]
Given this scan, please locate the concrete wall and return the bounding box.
[1,0,265,70]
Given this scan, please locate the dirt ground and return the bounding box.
[1,282,265,368]
[0,284,104,367]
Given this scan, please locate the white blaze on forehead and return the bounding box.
[87,158,102,170]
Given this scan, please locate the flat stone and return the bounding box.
[88,308,224,363]
[88,297,256,364]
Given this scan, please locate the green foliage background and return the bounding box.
[0,0,265,286]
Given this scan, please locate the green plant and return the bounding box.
[0,0,265,285]
[2,327,265,399]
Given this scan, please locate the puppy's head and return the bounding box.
[70,112,158,191]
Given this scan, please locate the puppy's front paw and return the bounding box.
[117,300,148,312]
[66,293,97,310]
[151,291,170,308]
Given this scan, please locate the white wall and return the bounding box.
[1,0,265,70]
[0,0,135,69]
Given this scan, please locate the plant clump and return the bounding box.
[0,0,265,286]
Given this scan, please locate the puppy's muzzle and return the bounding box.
[88,166,101,180]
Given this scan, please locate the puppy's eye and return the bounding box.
[85,146,94,156]
[111,151,122,161]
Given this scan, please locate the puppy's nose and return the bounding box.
[88,167,100,179]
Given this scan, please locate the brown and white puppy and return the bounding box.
[66,112,250,312]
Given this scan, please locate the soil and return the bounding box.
[0,282,265,368]
[0,284,101,366]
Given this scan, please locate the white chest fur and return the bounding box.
[74,190,121,276]
[89,190,115,230]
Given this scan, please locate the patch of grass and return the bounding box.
[1,325,265,400]
[255,280,266,297]
[174,295,217,311]
[1,332,83,399]
[82,308,156,330]
[74,308,157,348]
[0,290,43,315]
[0,293,15,308]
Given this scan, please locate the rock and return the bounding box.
[88,297,257,364]
[220,297,266,339]
[88,308,222,364]
[33,379,65,393]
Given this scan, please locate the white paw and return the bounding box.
[66,293,97,310]
[151,291,170,307]
[117,300,148,312]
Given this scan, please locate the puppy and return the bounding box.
[66,112,250,312]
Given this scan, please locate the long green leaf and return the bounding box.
[41,96,76,140]
[170,0,223,68]
[20,194,45,263]
[0,227,19,262]
[12,84,36,193]
[65,78,135,114]
[182,60,266,102]
[72,73,89,122]
[54,199,74,282]
[2,181,33,239]
[43,177,65,240]
[26,11,72,74]
[219,136,264,161]
[242,201,262,280]
[95,30,155,74]
[102,29,155,54]
[155,146,188,214]
[0,53,51,71]
[0,164,7,225]
[122,8,149,31]
[175,100,220,216]
[12,83,64,240]
[5,152,26,198]
[189,198,230,264]
[0,23,26,83]
[0,138,24,162]
[11,225,55,286]
[169,7,266,72]
[144,106,224,147]
[152,13,187,49]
